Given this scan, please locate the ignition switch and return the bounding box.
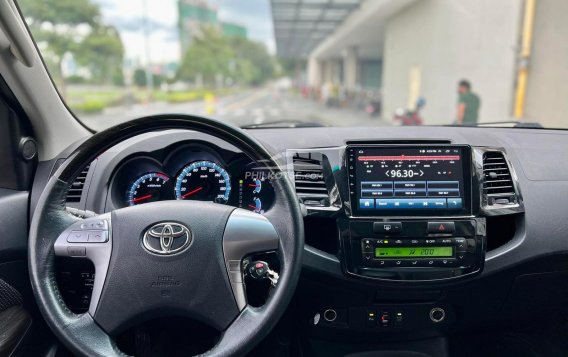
[246,261,279,286]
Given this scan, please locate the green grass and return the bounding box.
[67,87,240,113]
[67,89,124,113]
[72,99,106,113]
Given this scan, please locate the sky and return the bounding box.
[93,0,276,66]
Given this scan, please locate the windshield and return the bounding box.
[18,0,568,130]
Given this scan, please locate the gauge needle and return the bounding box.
[130,194,153,203]
[248,184,258,187]
[181,186,203,199]
[248,204,257,209]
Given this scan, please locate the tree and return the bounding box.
[19,0,124,94]
[177,26,277,87]
[19,0,100,26]
[228,37,275,85]
[133,68,164,88]
[177,26,233,86]
[133,69,147,87]
[278,58,306,77]
[74,26,124,85]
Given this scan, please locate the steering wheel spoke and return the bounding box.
[53,213,113,316]
[222,209,279,310]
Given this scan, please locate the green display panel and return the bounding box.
[374,246,453,258]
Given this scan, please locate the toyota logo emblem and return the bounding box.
[143,222,192,255]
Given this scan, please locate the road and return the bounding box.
[80,88,386,131]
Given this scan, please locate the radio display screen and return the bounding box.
[375,246,454,258]
[347,145,471,216]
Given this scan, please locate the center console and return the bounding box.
[342,144,486,282]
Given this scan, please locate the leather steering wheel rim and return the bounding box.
[28,114,304,357]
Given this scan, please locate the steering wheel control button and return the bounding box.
[88,231,108,243]
[67,231,89,243]
[80,220,108,230]
[429,307,446,323]
[373,222,402,234]
[227,260,241,271]
[427,222,455,233]
[67,246,86,257]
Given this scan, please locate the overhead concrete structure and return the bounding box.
[273,0,568,128]
[271,0,362,59]
[309,0,416,60]
[305,0,416,89]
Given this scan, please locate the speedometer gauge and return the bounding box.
[127,172,172,206]
[175,161,231,203]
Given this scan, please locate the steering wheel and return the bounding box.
[28,115,304,357]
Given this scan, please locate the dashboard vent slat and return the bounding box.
[66,164,90,203]
[292,153,330,207]
[482,152,517,205]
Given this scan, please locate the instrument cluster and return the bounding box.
[109,143,275,214]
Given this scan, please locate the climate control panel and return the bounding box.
[341,219,486,281]
[360,236,477,268]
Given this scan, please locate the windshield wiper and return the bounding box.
[241,120,326,129]
[446,121,543,128]
[476,121,542,128]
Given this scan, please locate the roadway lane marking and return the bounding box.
[222,90,270,111]
[253,115,264,124]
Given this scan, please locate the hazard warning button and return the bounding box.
[427,222,456,234]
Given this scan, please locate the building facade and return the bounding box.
[178,0,248,55]
[281,0,568,127]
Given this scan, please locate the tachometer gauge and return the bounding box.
[127,172,172,206]
[175,161,231,203]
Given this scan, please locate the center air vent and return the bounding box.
[292,153,330,207]
[66,164,90,203]
[482,151,516,205]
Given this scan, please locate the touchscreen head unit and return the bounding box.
[347,145,471,216]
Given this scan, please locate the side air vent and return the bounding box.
[66,164,90,203]
[292,153,330,207]
[482,152,517,205]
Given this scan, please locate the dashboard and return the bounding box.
[106,140,275,214]
[38,125,568,343]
